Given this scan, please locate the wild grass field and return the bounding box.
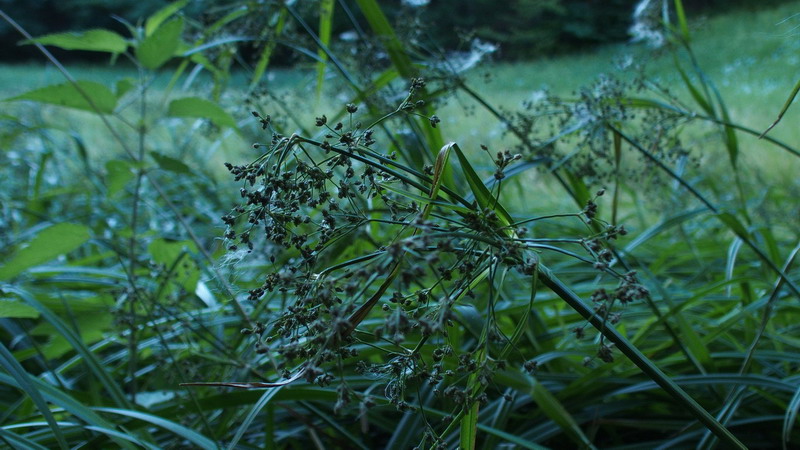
[3,1,799,201]
[1,1,799,449]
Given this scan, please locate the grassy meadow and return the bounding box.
[1,1,800,448]
[4,1,800,197]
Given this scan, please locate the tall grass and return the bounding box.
[1,1,799,449]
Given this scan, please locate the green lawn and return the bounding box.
[3,1,798,220]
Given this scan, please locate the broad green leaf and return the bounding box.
[5,81,117,114]
[115,77,136,97]
[0,300,39,318]
[167,97,237,128]
[137,17,184,69]
[105,159,134,196]
[148,238,200,293]
[145,0,190,37]
[0,223,91,281]
[26,29,128,54]
[150,151,191,174]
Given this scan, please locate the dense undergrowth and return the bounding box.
[1,1,799,449]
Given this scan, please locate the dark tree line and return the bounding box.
[0,0,790,62]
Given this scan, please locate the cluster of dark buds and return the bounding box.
[481,144,522,180]
[218,77,648,430]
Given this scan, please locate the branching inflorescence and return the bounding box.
[220,79,648,420]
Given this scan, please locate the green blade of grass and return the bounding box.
[352,0,414,78]
[0,343,68,450]
[6,286,131,408]
[94,407,217,450]
[0,428,51,450]
[674,61,715,116]
[460,401,479,450]
[250,8,287,90]
[761,78,800,138]
[529,376,596,449]
[301,401,370,450]
[315,0,334,105]
[0,373,136,449]
[378,181,471,214]
[672,0,691,42]
[448,143,513,229]
[536,265,747,449]
[611,374,796,395]
[226,387,282,450]
[784,385,800,448]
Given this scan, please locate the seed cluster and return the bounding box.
[221,79,648,423]
[505,71,695,190]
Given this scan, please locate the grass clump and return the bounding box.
[1,1,800,449]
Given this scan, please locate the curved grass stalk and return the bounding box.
[537,265,747,449]
[609,124,800,299]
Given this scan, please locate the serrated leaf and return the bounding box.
[0,223,91,281]
[26,29,128,54]
[0,300,39,319]
[137,17,184,69]
[150,151,191,174]
[5,81,117,114]
[167,97,237,128]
